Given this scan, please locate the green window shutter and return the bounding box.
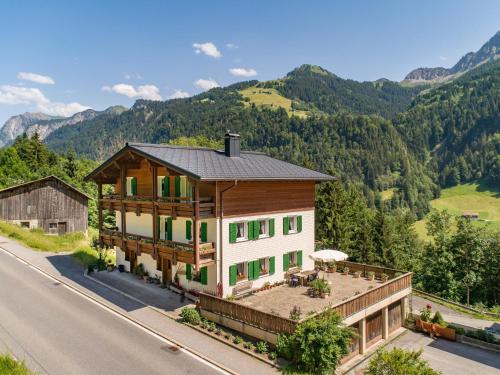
[229,223,237,243]
[253,220,260,240]
[269,256,275,275]
[157,216,161,239]
[186,220,192,240]
[283,253,290,271]
[297,215,303,233]
[201,222,208,243]
[297,250,303,268]
[162,177,170,197]
[253,260,260,279]
[283,217,289,235]
[186,264,192,280]
[200,267,208,285]
[247,221,254,240]
[229,265,237,286]
[166,217,172,241]
[269,218,275,237]
[175,176,181,197]
[248,261,254,280]
[131,177,137,196]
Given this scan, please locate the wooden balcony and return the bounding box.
[100,194,216,218]
[100,229,215,266]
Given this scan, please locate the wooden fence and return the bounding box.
[199,266,412,335]
[335,260,406,278]
[199,293,298,334]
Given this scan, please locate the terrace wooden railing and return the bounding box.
[199,293,298,334]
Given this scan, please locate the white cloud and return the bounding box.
[101,83,162,100]
[193,42,222,58]
[194,78,220,91]
[0,85,90,116]
[226,43,238,49]
[229,68,257,77]
[124,73,143,80]
[169,89,190,99]
[439,56,448,61]
[17,72,55,85]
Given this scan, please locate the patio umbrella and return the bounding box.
[309,249,348,262]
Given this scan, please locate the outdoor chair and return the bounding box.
[290,275,299,287]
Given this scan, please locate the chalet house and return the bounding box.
[86,133,333,296]
[0,175,89,235]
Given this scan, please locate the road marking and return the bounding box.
[0,247,235,375]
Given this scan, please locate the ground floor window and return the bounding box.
[20,221,30,229]
[259,257,269,276]
[289,251,298,267]
[236,262,247,282]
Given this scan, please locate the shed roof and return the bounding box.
[0,175,92,200]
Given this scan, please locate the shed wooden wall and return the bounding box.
[0,179,88,233]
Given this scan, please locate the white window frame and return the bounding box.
[235,221,247,242]
[288,216,297,234]
[258,219,269,238]
[258,257,270,276]
[236,262,248,282]
[180,176,192,199]
[126,177,133,196]
[157,176,165,197]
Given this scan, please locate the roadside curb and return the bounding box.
[85,272,280,368]
[0,246,237,375]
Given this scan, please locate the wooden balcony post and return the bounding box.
[120,164,127,243]
[97,182,103,240]
[193,182,200,271]
[382,306,389,339]
[151,165,158,259]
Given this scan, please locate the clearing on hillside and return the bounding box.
[414,181,500,239]
[239,86,309,118]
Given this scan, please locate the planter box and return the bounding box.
[185,292,199,302]
[458,335,500,353]
[416,319,456,341]
[169,285,184,295]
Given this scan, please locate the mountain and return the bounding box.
[404,30,499,83]
[0,106,127,147]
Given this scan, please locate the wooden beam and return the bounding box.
[152,165,158,260]
[120,164,127,246]
[97,182,103,237]
[193,182,200,271]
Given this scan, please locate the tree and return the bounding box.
[365,348,440,375]
[276,311,356,375]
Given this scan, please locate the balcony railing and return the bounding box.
[100,229,216,266]
[100,194,215,217]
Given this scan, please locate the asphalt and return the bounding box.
[0,249,225,375]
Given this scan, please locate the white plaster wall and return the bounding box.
[220,209,315,297]
[137,252,162,279]
[174,262,217,294]
[115,246,129,272]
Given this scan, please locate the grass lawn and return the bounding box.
[239,86,309,118]
[0,221,114,267]
[414,181,500,240]
[0,354,33,375]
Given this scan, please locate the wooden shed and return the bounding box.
[0,175,90,235]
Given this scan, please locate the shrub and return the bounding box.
[255,341,268,354]
[233,336,243,345]
[224,333,231,340]
[268,351,277,361]
[431,311,446,326]
[180,307,201,325]
[276,311,356,374]
[365,348,440,375]
[419,305,432,322]
[243,342,255,351]
[0,354,32,375]
[465,329,499,344]
[446,325,465,335]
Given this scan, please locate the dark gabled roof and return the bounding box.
[0,175,92,199]
[87,142,335,182]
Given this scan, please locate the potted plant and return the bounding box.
[353,270,361,278]
[380,273,389,282]
[143,271,150,281]
[367,271,375,281]
[342,266,350,275]
[106,259,114,272]
[327,261,336,273]
[118,264,125,273]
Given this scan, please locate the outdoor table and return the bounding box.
[296,270,318,286]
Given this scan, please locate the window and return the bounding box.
[236,222,247,241]
[20,221,30,229]
[180,176,192,199]
[259,257,269,276]
[288,216,297,233]
[192,270,202,283]
[258,219,269,238]
[289,251,298,267]
[126,177,137,196]
[236,262,247,282]
[49,223,57,229]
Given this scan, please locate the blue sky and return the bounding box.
[0,0,499,125]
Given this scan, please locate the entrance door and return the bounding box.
[162,258,172,284]
[129,251,137,272]
[57,222,67,235]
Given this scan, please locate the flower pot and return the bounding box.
[107,266,114,272]
[118,265,125,273]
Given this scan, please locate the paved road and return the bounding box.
[0,250,223,375]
